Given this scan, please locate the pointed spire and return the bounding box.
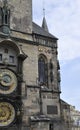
[42,16,49,32]
[42,0,49,32]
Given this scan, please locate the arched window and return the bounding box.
[38,55,48,85]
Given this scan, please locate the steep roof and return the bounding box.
[32,22,58,40]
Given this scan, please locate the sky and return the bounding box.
[33,0,80,110]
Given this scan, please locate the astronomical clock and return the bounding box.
[0,68,20,128]
[0,39,27,129]
[0,69,16,127]
[0,69,17,95]
[0,101,15,127]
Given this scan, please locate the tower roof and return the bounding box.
[32,22,58,40]
[42,17,49,32]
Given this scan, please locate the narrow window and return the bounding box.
[0,54,2,61]
[38,56,48,84]
[4,48,8,53]
[9,56,14,63]
[49,124,54,130]
[38,57,45,83]
[5,14,8,24]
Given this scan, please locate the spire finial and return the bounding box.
[42,0,49,32]
[43,0,45,17]
[43,8,45,18]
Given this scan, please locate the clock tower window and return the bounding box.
[9,56,14,63]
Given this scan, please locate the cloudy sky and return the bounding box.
[33,0,80,110]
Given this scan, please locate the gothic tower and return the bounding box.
[0,0,62,130]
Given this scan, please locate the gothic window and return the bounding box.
[38,55,48,85]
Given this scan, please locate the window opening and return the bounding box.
[38,57,45,83]
[0,54,2,61]
[49,124,54,130]
[9,56,14,63]
[5,14,8,24]
[38,56,48,85]
[4,48,8,53]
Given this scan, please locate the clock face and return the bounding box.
[0,102,15,127]
[0,69,17,94]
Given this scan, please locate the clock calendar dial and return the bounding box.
[0,69,17,94]
[0,102,15,127]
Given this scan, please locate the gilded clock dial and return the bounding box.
[0,69,17,94]
[0,102,15,127]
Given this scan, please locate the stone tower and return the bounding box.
[0,0,32,34]
[0,0,63,130]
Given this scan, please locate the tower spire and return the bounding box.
[42,0,49,32]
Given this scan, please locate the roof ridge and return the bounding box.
[32,22,58,40]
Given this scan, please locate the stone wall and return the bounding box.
[8,0,32,33]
